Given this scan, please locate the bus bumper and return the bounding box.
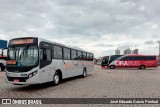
[5,72,41,85]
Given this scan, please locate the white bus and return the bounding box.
[5,37,94,85]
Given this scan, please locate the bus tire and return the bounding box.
[139,65,146,69]
[1,65,5,71]
[53,72,60,85]
[110,65,115,69]
[82,68,87,78]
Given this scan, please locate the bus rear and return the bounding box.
[6,37,40,85]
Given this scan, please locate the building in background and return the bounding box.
[115,48,120,55]
[115,48,139,55]
[132,49,139,54]
[123,48,132,55]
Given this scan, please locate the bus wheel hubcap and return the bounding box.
[84,71,86,76]
[141,66,144,69]
[54,75,59,84]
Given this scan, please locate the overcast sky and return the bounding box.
[0,0,160,58]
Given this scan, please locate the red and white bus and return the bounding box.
[102,54,158,69]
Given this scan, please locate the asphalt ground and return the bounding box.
[0,65,160,107]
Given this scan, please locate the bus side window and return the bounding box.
[40,49,51,61]
[89,53,93,61]
[45,49,51,61]
[77,51,82,60]
[53,45,62,59]
[121,56,129,61]
[71,50,77,60]
[63,48,70,60]
[147,56,156,60]
[83,52,87,60]
[91,54,94,61]
[87,53,90,61]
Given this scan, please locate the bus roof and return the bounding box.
[38,38,93,54]
[126,54,157,56]
[9,37,93,54]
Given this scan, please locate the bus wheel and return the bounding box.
[1,66,5,71]
[82,68,87,78]
[53,72,60,85]
[139,65,146,69]
[110,65,115,69]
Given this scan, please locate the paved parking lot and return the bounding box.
[0,65,160,107]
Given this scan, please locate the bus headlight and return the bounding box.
[33,71,37,76]
[28,71,37,79]
[28,74,33,78]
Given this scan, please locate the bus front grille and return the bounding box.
[7,76,28,82]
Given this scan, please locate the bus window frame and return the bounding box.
[53,45,63,60]
[71,49,78,60]
[63,47,71,60]
[77,51,83,60]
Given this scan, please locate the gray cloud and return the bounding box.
[145,41,154,45]
[0,0,160,57]
[94,43,113,47]
[0,0,158,38]
[117,43,140,50]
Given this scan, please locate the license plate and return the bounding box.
[14,79,19,82]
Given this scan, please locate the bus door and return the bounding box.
[40,42,52,83]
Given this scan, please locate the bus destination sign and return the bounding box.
[7,60,16,65]
[10,39,34,45]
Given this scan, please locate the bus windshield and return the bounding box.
[8,46,38,67]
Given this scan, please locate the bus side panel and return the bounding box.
[39,61,59,84]
[50,59,67,80]
[87,61,94,73]
[142,60,153,67]
[70,60,83,77]
[47,60,94,81]
[63,59,75,78]
[114,59,158,68]
[70,60,94,77]
[114,60,141,68]
[50,59,80,80]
